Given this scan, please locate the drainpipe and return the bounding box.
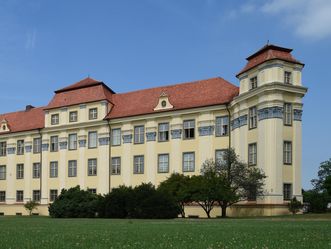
[107,120,112,193]
[226,104,231,150]
[38,129,43,203]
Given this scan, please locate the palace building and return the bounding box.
[0,44,307,216]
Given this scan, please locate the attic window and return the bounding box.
[0,120,9,133]
[2,125,5,131]
[154,92,173,111]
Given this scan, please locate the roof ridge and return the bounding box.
[0,106,45,117]
[113,77,234,96]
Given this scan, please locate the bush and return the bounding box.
[98,186,133,218]
[288,197,302,214]
[303,190,329,213]
[49,186,100,218]
[129,183,180,219]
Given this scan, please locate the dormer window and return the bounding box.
[51,114,59,125]
[250,76,257,90]
[154,92,173,111]
[0,119,10,133]
[89,108,98,120]
[69,111,78,122]
[284,71,292,84]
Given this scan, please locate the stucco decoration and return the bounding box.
[153,92,174,111]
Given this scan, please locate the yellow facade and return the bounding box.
[0,44,307,217]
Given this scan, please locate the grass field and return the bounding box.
[0,214,330,249]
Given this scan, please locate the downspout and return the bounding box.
[226,103,231,150]
[38,129,43,203]
[107,119,112,193]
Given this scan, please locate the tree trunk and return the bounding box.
[221,203,227,218]
[180,203,185,218]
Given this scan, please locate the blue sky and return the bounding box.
[0,0,330,189]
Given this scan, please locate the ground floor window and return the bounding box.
[0,191,5,202]
[283,183,292,200]
[50,189,58,202]
[16,190,23,202]
[33,190,40,202]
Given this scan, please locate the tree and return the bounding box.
[24,200,39,216]
[158,173,191,217]
[49,186,100,218]
[323,175,331,196]
[311,159,331,191]
[288,197,302,215]
[206,148,266,218]
[303,189,329,213]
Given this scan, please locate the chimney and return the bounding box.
[25,105,35,111]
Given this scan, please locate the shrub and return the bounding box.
[288,197,302,214]
[98,186,133,218]
[130,183,180,219]
[49,186,100,218]
[24,200,39,215]
[303,190,329,213]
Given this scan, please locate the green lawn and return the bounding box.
[0,214,330,249]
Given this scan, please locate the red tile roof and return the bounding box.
[45,77,114,110]
[106,77,239,119]
[236,44,304,77]
[0,107,44,134]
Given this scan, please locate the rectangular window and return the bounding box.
[33,190,40,202]
[16,190,23,202]
[248,143,257,166]
[69,111,78,122]
[32,163,40,179]
[88,188,97,194]
[133,155,144,174]
[249,107,257,129]
[158,123,169,142]
[0,191,5,202]
[50,189,58,202]
[50,161,58,178]
[283,183,292,200]
[68,160,77,177]
[0,142,7,157]
[134,125,145,144]
[88,159,97,176]
[88,131,98,148]
[284,141,292,165]
[33,138,41,154]
[17,140,24,155]
[250,76,258,90]
[284,71,292,84]
[68,134,77,150]
[51,114,59,125]
[215,150,226,164]
[183,152,195,172]
[89,108,98,120]
[284,103,292,126]
[215,116,229,136]
[111,128,121,146]
[50,136,58,152]
[111,157,121,175]
[16,164,24,179]
[183,120,195,139]
[158,154,169,173]
[0,165,6,180]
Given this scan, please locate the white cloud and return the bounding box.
[25,29,37,50]
[261,0,331,40]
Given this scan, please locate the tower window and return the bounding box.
[250,76,258,90]
[284,71,292,84]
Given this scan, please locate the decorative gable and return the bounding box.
[153,92,173,111]
[0,119,10,133]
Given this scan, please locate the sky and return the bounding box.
[0,0,330,189]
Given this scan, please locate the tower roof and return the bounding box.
[236,44,304,77]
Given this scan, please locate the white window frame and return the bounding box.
[183,120,195,139]
[248,143,257,166]
[250,76,258,90]
[0,165,6,180]
[284,71,292,84]
[111,128,121,146]
[0,142,7,156]
[51,114,59,125]
[68,134,77,150]
[283,141,292,165]
[133,155,144,174]
[33,138,41,154]
[69,111,78,122]
[284,103,292,126]
[88,159,97,176]
[111,157,121,175]
[49,189,58,202]
[50,136,58,152]
[68,160,77,177]
[215,116,229,136]
[32,163,40,179]
[16,164,24,179]
[17,140,24,155]
[88,131,98,149]
[158,123,169,142]
[134,126,145,144]
[183,152,195,172]
[89,108,98,120]
[158,154,169,173]
[16,190,23,202]
[50,161,58,178]
[32,190,40,202]
[249,107,257,129]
